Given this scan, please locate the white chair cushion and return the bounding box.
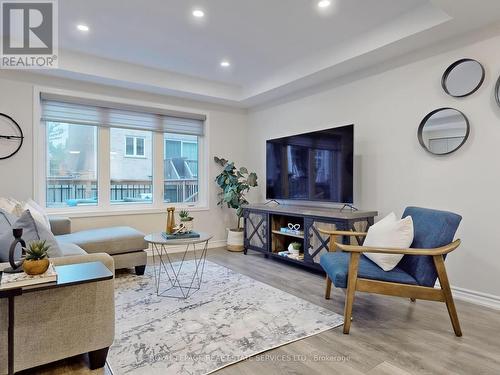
[363,212,414,271]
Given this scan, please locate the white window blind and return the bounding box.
[40,95,205,136]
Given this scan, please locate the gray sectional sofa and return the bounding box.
[0,217,148,373]
[49,216,148,274]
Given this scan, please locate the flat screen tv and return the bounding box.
[266,125,353,203]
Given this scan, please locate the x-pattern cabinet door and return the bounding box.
[244,210,268,253]
[304,218,347,265]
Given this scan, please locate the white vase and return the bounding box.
[226,228,244,252]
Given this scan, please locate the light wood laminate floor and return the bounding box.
[21,248,500,374]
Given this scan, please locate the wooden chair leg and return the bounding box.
[433,255,462,337]
[325,276,332,299]
[343,253,360,334]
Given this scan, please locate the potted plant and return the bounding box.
[23,240,50,275]
[178,209,194,232]
[214,156,258,252]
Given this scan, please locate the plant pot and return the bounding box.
[288,243,301,255]
[181,220,194,233]
[23,258,50,275]
[226,228,244,252]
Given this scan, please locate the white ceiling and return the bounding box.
[29,0,500,106]
[60,0,425,86]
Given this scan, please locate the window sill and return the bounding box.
[46,205,210,218]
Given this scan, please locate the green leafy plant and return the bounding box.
[290,242,302,250]
[214,156,258,230]
[179,209,193,222]
[25,240,50,261]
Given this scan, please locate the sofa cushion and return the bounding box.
[0,210,63,262]
[0,197,21,216]
[0,209,17,234]
[320,251,418,289]
[58,241,87,256]
[56,226,147,255]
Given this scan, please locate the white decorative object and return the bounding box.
[173,221,194,234]
[184,220,194,232]
[226,228,244,252]
[288,223,301,232]
[363,212,414,271]
[288,243,300,255]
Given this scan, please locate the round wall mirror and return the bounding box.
[418,108,470,155]
[442,59,485,97]
[495,75,500,108]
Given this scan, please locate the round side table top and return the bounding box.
[144,232,212,245]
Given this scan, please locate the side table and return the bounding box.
[0,261,113,375]
[144,232,212,299]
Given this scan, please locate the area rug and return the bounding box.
[108,260,343,375]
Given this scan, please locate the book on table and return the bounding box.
[161,231,201,240]
[0,263,57,290]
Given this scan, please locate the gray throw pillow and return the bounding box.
[0,209,16,234]
[0,209,63,262]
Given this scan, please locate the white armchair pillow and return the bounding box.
[363,212,414,271]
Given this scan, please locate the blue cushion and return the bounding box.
[399,207,462,287]
[320,251,418,289]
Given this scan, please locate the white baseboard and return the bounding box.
[451,286,500,311]
[145,239,227,256]
[435,281,500,310]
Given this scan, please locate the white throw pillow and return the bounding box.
[22,199,51,230]
[0,197,21,215]
[363,212,414,271]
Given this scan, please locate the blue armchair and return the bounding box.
[319,207,462,336]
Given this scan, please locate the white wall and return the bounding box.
[247,34,500,298]
[1,32,500,301]
[0,71,248,243]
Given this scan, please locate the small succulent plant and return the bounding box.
[179,209,193,222]
[25,240,50,261]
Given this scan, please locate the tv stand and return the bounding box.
[265,199,280,205]
[243,204,377,271]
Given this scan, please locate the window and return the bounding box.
[125,136,146,157]
[46,122,98,208]
[111,129,152,204]
[39,95,206,211]
[164,134,199,203]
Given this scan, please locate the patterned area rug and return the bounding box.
[108,260,343,375]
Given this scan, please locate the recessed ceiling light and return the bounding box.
[318,0,331,8]
[69,150,81,154]
[77,24,89,32]
[220,60,231,68]
[192,9,205,18]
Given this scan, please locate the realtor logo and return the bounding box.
[1,0,58,68]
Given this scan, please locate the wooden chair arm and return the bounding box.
[318,229,368,237]
[335,239,461,256]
